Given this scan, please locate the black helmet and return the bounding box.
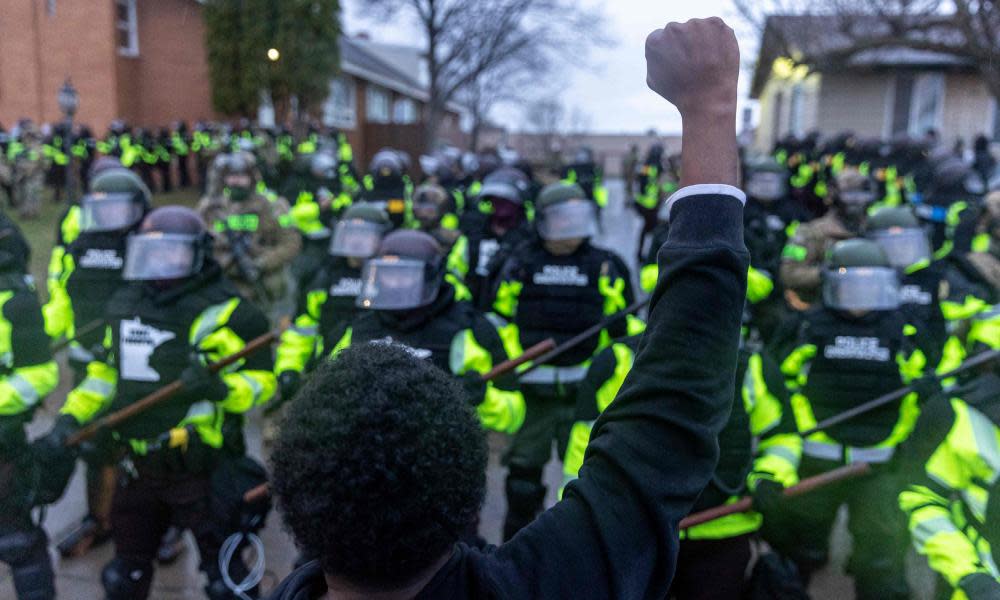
[823,239,899,311]
[0,214,30,274]
[920,154,985,204]
[220,152,258,201]
[310,151,338,181]
[481,167,530,205]
[91,167,152,205]
[412,183,450,229]
[329,204,391,259]
[370,149,404,177]
[357,230,444,310]
[123,207,212,282]
[743,157,788,203]
[573,147,595,165]
[866,207,930,269]
[535,182,597,241]
[87,156,125,185]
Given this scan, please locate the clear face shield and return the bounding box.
[869,228,932,270]
[822,266,901,312]
[537,199,598,241]
[79,193,145,233]
[329,220,385,259]
[122,233,200,281]
[745,171,788,202]
[838,189,877,219]
[356,257,436,310]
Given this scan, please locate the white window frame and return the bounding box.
[907,73,945,137]
[788,83,805,137]
[366,85,391,124]
[392,97,418,124]
[992,97,1000,141]
[323,76,357,130]
[116,0,139,57]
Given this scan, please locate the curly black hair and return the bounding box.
[270,342,488,589]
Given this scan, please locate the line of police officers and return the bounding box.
[0,120,998,600]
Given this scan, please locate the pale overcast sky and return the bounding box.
[342,0,760,135]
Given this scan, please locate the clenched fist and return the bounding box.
[645,17,739,118]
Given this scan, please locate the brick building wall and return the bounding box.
[123,0,216,128]
[0,0,216,133]
[0,0,118,129]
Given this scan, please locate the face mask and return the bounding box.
[226,186,251,202]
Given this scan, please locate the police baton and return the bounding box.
[241,337,561,505]
[798,348,1000,439]
[65,323,286,447]
[515,298,649,379]
[50,319,106,354]
[679,462,871,529]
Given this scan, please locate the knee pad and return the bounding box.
[11,559,55,600]
[0,526,47,566]
[101,557,153,600]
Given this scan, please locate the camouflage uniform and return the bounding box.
[12,135,47,219]
[779,212,855,306]
[198,191,300,308]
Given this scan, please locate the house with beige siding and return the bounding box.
[750,15,1000,153]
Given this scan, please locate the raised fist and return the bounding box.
[645,17,739,117]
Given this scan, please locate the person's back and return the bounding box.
[266,17,749,600]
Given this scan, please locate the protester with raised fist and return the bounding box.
[268,17,749,598]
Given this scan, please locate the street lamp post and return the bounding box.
[57,79,79,204]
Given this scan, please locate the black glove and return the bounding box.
[180,356,229,403]
[961,574,1000,600]
[911,374,942,400]
[461,372,487,406]
[34,414,80,464]
[751,479,786,516]
[278,370,302,401]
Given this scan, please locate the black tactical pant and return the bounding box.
[106,462,250,600]
[669,534,753,600]
[0,510,55,600]
[761,457,909,600]
[502,382,576,541]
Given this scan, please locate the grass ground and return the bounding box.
[6,187,201,302]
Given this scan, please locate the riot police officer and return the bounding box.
[198,151,300,311]
[0,216,60,600]
[274,204,392,400]
[42,206,276,600]
[780,167,876,307]
[897,371,1000,599]
[560,146,608,209]
[358,148,412,229]
[44,165,152,558]
[412,182,462,251]
[448,167,534,307]
[326,229,525,436]
[771,239,933,599]
[491,182,638,540]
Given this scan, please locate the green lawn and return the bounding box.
[9,187,201,302]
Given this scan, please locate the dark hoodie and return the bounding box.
[268,190,749,600]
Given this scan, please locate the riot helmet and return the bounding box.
[330,204,391,260]
[357,231,444,310]
[822,238,900,312]
[123,207,212,283]
[867,206,931,270]
[220,152,258,202]
[534,182,597,243]
[743,157,789,203]
[412,183,450,230]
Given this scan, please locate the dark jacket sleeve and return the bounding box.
[481,192,749,598]
[6,289,52,368]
